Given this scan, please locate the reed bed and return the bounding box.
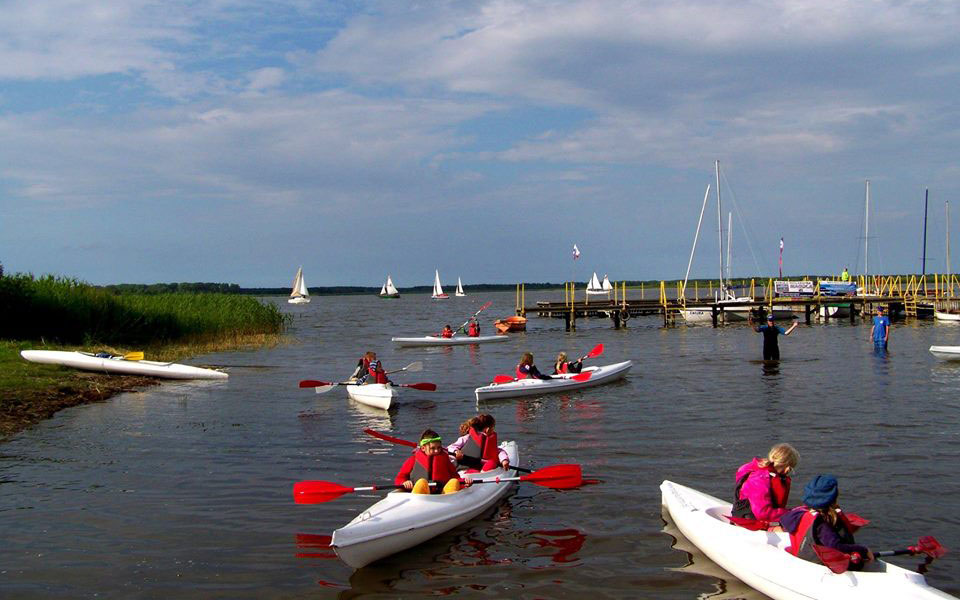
[0,274,287,346]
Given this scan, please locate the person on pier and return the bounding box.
[516,352,552,380]
[750,313,798,361]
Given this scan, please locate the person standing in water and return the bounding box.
[750,313,798,361]
[870,306,890,349]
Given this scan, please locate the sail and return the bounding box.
[601,274,613,291]
[587,272,603,291]
[385,275,399,296]
[455,277,465,296]
[290,267,308,298]
[379,283,387,295]
[432,270,447,298]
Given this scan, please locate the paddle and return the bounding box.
[298,361,424,388]
[386,361,423,375]
[492,372,592,385]
[578,343,604,362]
[84,351,145,361]
[362,428,534,473]
[726,515,774,531]
[455,301,493,334]
[293,464,582,504]
[299,381,436,393]
[814,537,947,574]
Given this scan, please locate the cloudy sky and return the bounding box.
[2,0,959,287]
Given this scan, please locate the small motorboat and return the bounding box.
[494,315,527,333]
[475,360,632,401]
[660,480,955,600]
[331,442,519,568]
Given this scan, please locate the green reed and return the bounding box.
[0,274,287,346]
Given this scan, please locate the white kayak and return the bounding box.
[20,350,228,380]
[929,346,960,360]
[474,360,632,401]
[345,383,397,410]
[660,480,957,600]
[331,441,519,568]
[391,335,509,347]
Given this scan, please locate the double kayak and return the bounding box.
[331,441,519,568]
[20,350,228,380]
[345,383,396,410]
[391,335,509,347]
[660,480,957,600]
[474,360,632,401]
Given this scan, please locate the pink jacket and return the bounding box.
[735,458,790,521]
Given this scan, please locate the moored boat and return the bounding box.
[392,335,509,347]
[20,350,228,380]
[660,480,956,600]
[494,315,527,333]
[475,360,632,401]
[345,383,397,410]
[331,441,519,568]
[930,345,960,360]
[934,309,960,322]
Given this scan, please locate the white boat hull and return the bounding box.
[332,442,519,568]
[391,335,509,347]
[475,361,632,401]
[681,305,795,323]
[929,345,960,360]
[288,296,310,304]
[934,310,960,321]
[20,350,228,380]
[660,480,956,600]
[345,383,397,410]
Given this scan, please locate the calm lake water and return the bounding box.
[2,290,959,599]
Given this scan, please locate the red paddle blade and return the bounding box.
[493,374,515,384]
[293,481,355,504]
[570,372,592,382]
[917,536,947,559]
[813,545,853,574]
[403,382,437,391]
[585,343,604,359]
[364,428,417,448]
[521,464,583,489]
[726,515,770,531]
[299,380,332,388]
[478,301,492,312]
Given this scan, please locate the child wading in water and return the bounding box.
[395,429,464,494]
[447,414,510,472]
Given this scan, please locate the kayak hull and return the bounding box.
[20,350,228,380]
[930,345,960,360]
[391,335,508,347]
[345,383,397,410]
[475,360,632,401]
[332,442,519,568]
[660,480,956,600]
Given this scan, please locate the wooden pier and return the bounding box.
[510,275,958,330]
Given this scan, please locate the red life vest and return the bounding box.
[786,508,868,562]
[556,361,569,374]
[467,321,479,337]
[440,329,454,338]
[460,428,499,469]
[731,466,790,521]
[408,449,458,492]
[516,364,531,379]
[367,360,388,384]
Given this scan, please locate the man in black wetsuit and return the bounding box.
[751,313,798,360]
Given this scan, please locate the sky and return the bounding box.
[2,0,960,287]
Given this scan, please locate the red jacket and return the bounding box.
[395,449,459,488]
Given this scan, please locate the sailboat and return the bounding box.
[379,275,400,298]
[431,270,449,299]
[455,277,466,297]
[586,272,608,296]
[288,266,310,304]
[602,274,613,292]
[680,161,792,323]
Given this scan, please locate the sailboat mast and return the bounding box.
[726,212,732,283]
[716,161,725,295]
[922,188,929,277]
[947,201,952,277]
[864,180,870,276]
[683,185,711,291]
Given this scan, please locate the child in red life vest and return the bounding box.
[731,443,799,527]
[781,474,873,570]
[467,319,480,337]
[439,325,455,338]
[516,352,552,380]
[395,429,464,494]
[447,414,510,472]
[361,352,389,385]
[552,352,583,374]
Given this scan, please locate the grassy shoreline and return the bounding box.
[0,334,286,440]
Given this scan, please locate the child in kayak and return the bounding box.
[447,414,510,472]
[355,351,389,385]
[517,352,552,380]
[552,352,583,375]
[439,325,455,338]
[467,318,480,337]
[731,443,799,528]
[781,474,873,570]
[396,429,464,494]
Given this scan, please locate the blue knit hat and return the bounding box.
[803,474,839,509]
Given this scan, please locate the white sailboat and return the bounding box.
[601,274,613,292]
[288,266,310,304]
[431,270,449,299]
[455,277,466,297]
[586,272,608,296]
[379,275,400,298]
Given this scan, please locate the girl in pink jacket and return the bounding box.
[731,443,800,525]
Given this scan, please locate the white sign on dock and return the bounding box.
[774,280,815,297]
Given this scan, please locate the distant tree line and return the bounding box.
[103,282,242,295]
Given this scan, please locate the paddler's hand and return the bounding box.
[455,450,464,460]
[462,476,472,487]
[402,480,413,491]
[501,459,510,470]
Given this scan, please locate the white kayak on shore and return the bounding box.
[474,360,632,401]
[345,382,397,410]
[660,480,957,600]
[391,334,509,347]
[929,346,960,360]
[331,441,519,568]
[20,350,228,380]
